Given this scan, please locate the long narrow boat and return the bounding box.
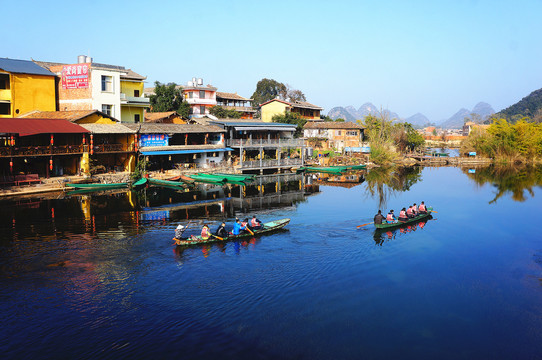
[174,218,290,246]
[374,207,433,229]
[331,164,367,170]
[212,173,255,181]
[132,178,148,189]
[66,182,128,190]
[147,178,188,188]
[187,174,227,184]
[296,166,346,174]
[180,175,196,184]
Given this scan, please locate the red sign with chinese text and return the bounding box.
[61,63,89,89]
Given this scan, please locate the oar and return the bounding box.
[246,227,254,235]
[431,210,438,213]
[356,222,374,228]
[211,234,224,241]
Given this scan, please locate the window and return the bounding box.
[199,90,205,99]
[346,131,358,136]
[200,106,206,114]
[101,75,113,92]
[336,130,342,136]
[0,103,10,115]
[102,104,112,115]
[134,89,140,97]
[189,92,193,99]
[0,74,9,90]
[134,114,140,123]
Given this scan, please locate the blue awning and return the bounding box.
[140,147,233,156]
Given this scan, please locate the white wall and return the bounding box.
[91,69,121,120]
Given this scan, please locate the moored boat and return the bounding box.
[66,182,129,190]
[375,207,433,229]
[147,178,188,189]
[174,218,290,246]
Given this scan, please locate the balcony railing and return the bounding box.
[0,143,135,157]
[227,138,304,148]
[240,158,302,169]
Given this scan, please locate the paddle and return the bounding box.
[172,220,193,245]
[356,222,374,228]
[246,227,254,235]
[211,234,224,241]
[430,210,438,213]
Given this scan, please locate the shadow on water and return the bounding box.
[463,165,542,204]
[372,215,434,246]
[364,166,423,209]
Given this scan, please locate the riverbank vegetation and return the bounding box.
[460,119,542,163]
[361,114,425,165]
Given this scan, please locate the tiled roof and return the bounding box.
[303,121,365,130]
[216,92,252,101]
[259,98,323,110]
[144,111,180,123]
[123,123,225,134]
[79,123,137,134]
[19,110,119,122]
[0,118,88,136]
[0,58,56,76]
[33,59,146,80]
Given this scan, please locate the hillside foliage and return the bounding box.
[495,88,542,122]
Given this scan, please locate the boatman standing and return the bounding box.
[374,210,385,225]
[174,224,185,240]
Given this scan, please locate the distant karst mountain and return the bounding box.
[440,102,495,129]
[496,88,542,121]
[327,102,401,122]
[404,113,431,128]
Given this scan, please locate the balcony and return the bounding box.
[92,143,135,153]
[227,138,304,148]
[0,145,85,157]
[239,158,302,169]
[185,98,217,106]
[120,93,150,106]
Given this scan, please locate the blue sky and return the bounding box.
[4,0,542,122]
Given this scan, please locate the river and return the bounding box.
[1,167,541,359]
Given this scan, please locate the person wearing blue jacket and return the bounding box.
[231,219,246,235]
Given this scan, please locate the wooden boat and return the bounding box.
[212,173,255,181]
[132,178,148,189]
[375,207,433,229]
[187,174,227,184]
[174,218,290,246]
[166,175,182,181]
[66,182,128,190]
[147,178,188,188]
[296,166,346,174]
[180,175,196,184]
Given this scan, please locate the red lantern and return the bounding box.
[49,158,53,171]
[134,134,138,151]
[82,135,86,145]
[50,134,54,146]
[90,134,94,155]
[10,135,14,146]
[9,160,13,172]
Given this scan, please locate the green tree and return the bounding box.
[209,106,242,119]
[272,112,306,137]
[252,79,287,106]
[149,81,189,117]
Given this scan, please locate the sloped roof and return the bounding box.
[124,123,225,134]
[216,92,252,101]
[33,59,146,80]
[79,123,137,134]
[304,122,365,130]
[20,110,119,123]
[259,98,323,110]
[144,111,180,123]
[0,58,56,76]
[0,118,88,136]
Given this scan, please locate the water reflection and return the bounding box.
[463,165,542,203]
[364,166,423,208]
[372,215,433,246]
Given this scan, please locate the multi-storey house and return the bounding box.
[181,78,217,117]
[260,99,323,123]
[303,122,365,152]
[0,58,56,118]
[215,92,255,119]
[34,56,149,123]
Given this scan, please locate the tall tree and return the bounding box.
[149,81,189,118]
[286,88,306,103]
[252,78,287,106]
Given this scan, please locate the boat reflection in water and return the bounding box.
[372,215,433,246]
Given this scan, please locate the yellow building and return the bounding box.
[260,99,323,122]
[0,58,56,118]
[120,70,148,123]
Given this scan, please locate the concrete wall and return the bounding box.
[1,73,56,117]
[91,69,121,120]
[261,101,288,123]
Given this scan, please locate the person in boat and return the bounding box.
[412,203,419,216]
[373,210,385,225]
[174,224,186,240]
[398,207,408,222]
[386,210,397,223]
[418,201,428,214]
[231,219,246,236]
[201,224,211,240]
[241,218,250,233]
[250,215,263,230]
[406,205,415,219]
[216,222,228,238]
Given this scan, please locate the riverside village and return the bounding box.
[1,52,542,359]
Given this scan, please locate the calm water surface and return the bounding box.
[1,167,541,359]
